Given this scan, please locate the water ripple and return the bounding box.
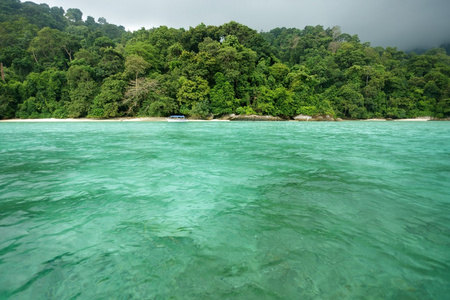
[0,121,449,299]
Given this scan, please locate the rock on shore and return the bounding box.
[228,114,284,121]
[225,114,338,121]
[293,114,312,121]
[293,114,336,121]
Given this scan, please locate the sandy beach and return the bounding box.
[393,117,432,121]
[0,117,167,122]
[0,116,437,122]
[0,117,232,122]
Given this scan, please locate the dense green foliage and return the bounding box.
[1,0,449,119]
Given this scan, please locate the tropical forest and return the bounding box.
[1,0,449,120]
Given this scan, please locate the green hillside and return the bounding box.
[1,0,449,119]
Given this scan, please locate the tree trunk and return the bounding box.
[135,72,139,97]
[1,62,4,81]
[32,52,39,63]
[63,46,73,62]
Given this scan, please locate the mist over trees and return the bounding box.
[1,0,449,119]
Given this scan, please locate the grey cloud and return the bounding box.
[42,0,450,50]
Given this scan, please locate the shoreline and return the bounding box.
[0,117,166,122]
[0,117,228,123]
[0,116,444,123]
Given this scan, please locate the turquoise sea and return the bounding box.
[0,121,449,299]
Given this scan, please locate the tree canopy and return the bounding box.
[1,1,449,120]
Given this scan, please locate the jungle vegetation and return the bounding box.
[1,0,449,119]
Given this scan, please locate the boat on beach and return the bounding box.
[166,115,188,122]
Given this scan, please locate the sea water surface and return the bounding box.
[0,121,449,299]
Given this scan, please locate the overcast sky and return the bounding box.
[41,0,450,50]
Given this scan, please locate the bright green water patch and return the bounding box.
[1,121,449,299]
